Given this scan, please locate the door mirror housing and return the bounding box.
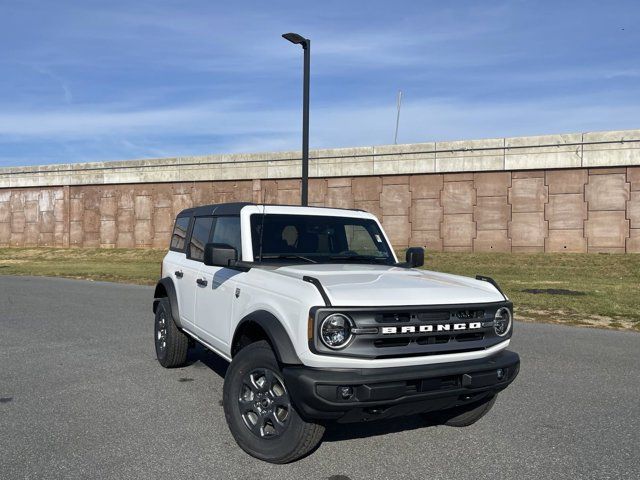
[203,243,238,267]
[404,247,425,268]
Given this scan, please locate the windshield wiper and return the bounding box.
[327,254,389,263]
[261,254,318,264]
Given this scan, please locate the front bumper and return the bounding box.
[283,350,520,423]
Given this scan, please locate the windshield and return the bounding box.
[250,213,395,265]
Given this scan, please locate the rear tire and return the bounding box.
[426,394,497,427]
[154,298,188,368]
[223,340,324,463]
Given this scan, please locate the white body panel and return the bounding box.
[163,251,198,329]
[194,264,240,351]
[272,264,504,306]
[163,204,508,369]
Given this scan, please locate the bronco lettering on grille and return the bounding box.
[381,322,482,335]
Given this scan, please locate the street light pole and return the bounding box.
[282,32,310,206]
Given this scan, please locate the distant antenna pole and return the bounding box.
[394,90,403,145]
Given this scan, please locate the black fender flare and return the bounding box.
[233,310,302,365]
[152,277,182,328]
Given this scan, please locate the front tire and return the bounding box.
[154,298,188,368]
[223,341,324,463]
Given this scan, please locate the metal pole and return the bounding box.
[281,32,311,206]
[301,40,310,206]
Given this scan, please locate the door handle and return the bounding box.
[196,278,208,287]
[175,270,184,278]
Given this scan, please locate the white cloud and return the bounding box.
[1,93,638,151]
[0,100,294,137]
[1,0,639,166]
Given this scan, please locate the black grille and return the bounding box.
[375,333,485,348]
[376,312,411,323]
[455,309,485,320]
[375,309,483,323]
[374,338,411,348]
[311,301,512,359]
[416,335,452,345]
[417,311,451,322]
[455,332,484,342]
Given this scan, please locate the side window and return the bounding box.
[212,216,242,254]
[170,216,190,252]
[188,216,214,262]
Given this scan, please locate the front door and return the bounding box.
[194,216,243,352]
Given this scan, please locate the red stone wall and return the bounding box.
[0,167,639,252]
[0,186,69,247]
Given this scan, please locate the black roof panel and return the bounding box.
[177,202,254,217]
[177,202,365,218]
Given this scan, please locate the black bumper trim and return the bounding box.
[283,350,520,422]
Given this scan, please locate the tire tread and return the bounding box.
[156,297,188,368]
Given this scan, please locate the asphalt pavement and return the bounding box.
[1,275,638,480]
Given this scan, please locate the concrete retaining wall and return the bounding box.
[1,129,639,252]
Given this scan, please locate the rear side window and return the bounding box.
[188,216,214,262]
[211,216,241,254]
[170,216,190,252]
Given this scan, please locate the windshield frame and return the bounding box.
[244,208,398,266]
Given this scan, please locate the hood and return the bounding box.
[273,264,505,306]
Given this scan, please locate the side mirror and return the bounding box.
[203,243,237,267]
[405,247,425,268]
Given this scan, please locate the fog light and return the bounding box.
[497,368,505,380]
[339,386,353,400]
[494,307,512,337]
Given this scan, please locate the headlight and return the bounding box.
[494,307,512,336]
[320,313,354,349]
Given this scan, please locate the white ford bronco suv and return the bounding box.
[153,202,520,463]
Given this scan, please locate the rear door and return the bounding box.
[166,214,191,320]
[178,215,214,327]
[193,215,242,352]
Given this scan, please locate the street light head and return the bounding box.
[282,32,308,47]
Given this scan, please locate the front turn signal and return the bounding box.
[308,314,314,341]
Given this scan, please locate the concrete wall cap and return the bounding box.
[1,129,639,188]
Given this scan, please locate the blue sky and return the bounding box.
[0,0,638,167]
